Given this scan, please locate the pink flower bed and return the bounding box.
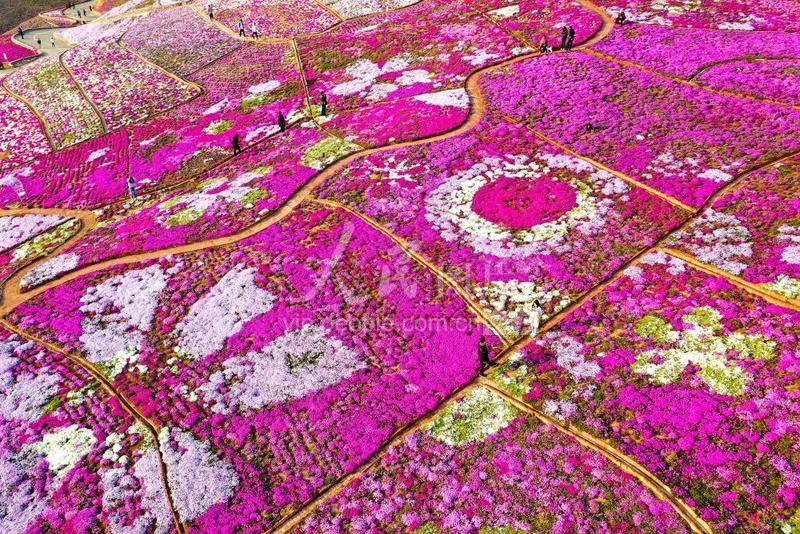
[0,129,129,210]
[317,113,687,338]
[7,204,500,530]
[128,42,305,189]
[63,39,201,130]
[668,155,800,303]
[0,34,37,63]
[120,6,241,77]
[491,252,800,531]
[320,89,471,147]
[295,386,690,533]
[594,24,800,78]
[480,52,800,208]
[0,218,80,287]
[26,124,360,287]
[296,0,523,112]
[214,0,338,39]
[5,55,105,149]
[0,326,176,533]
[597,0,800,31]
[466,0,603,49]
[695,59,800,105]
[0,91,51,172]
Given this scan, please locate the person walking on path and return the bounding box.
[232,133,241,155]
[278,111,286,132]
[566,26,575,50]
[51,37,56,48]
[126,176,137,199]
[615,11,626,24]
[320,93,328,116]
[207,3,214,19]
[560,26,568,50]
[17,27,24,39]
[36,37,42,49]
[251,22,259,39]
[530,300,544,337]
[478,336,491,375]
[237,19,246,37]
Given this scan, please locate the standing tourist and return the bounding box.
[278,112,286,132]
[560,26,568,50]
[566,26,575,50]
[530,300,544,337]
[207,3,214,19]
[478,336,491,375]
[237,19,246,37]
[251,22,259,39]
[321,93,328,116]
[127,176,137,199]
[232,133,242,155]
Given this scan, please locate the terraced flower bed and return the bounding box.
[480,51,800,208]
[4,55,105,149]
[7,204,500,530]
[62,39,201,130]
[490,252,800,531]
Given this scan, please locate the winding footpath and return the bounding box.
[1,0,798,531]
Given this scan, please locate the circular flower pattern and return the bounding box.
[425,155,598,258]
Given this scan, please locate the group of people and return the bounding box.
[230,94,328,156]
[560,25,577,51]
[236,18,260,39]
[478,299,544,374]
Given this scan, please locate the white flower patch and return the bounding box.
[413,89,469,108]
[427,387,519,446]
[248,80,281,94]
[331,53,433,101]
[717,14,766,31]
[778,225,800,265]
[31,424,97,477]
[474,280,570,336]
[79,265,166,375]
[0,456,49,532]
[487,5,519,18]
[425,154,604,258]
[0,214,66,252]
[643,150,738,185]
[463,48,500,66]
[548,332,601,381]
[203,98,231,116]
[650,0,700,15]
[672,210,752,275]
[175,264,276,360]
[764,275,800,301]
[0,371,59,422]
[198,324,363,412]
[157,167,271,227]
[542,398,578,421]
[160,428,238,522]
[86,147,110,163]
[21,252,81,289]
[0,166,32,199]
[640,250,687,275]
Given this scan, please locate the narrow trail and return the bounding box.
[687,54,800,82]
[661,247,800,311]
[58,50,109,133]
[511,119,695,213]
[584,48,800,110]
[312,197,513,344]
[0,318,187,534]
[480,381,713,533]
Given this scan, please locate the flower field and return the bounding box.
[0,0,799,531]
[4,55,105,150]
[62,39,201,130]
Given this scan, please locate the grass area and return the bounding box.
[0,0,70,33]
